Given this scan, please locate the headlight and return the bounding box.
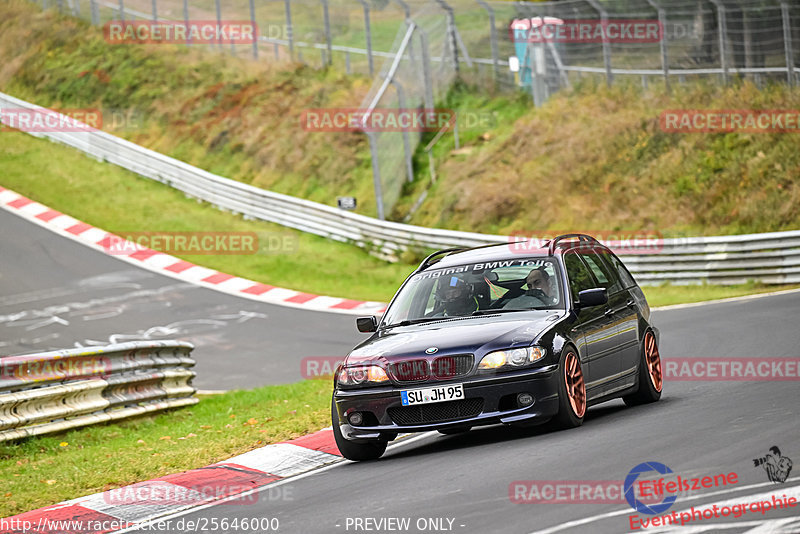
[337,365,389,385]
[478,346,546,371]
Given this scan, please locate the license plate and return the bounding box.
[400,384,464,406]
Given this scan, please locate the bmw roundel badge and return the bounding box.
[425,347,438,354]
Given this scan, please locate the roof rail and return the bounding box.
[416,247,467,272]
[547,234,600,255]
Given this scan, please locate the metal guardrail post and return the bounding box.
[645,0,669,92]
[284,0,294,59]
[586,0,612,86]
[434,0,459,74]
[475,0,499,81]
[354,0,374,76]
[249,0,258,59]
[389,78,414,183]
[781,1,795,87]
[367,132,385,220]
[321,0,332,66]
[709,0,729,84]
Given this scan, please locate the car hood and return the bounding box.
[347,311,565,364]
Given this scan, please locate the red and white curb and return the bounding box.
[0,186,387,316]
[0,428,344,533]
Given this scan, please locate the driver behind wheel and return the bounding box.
[502,267,557,308]
[432,276,479,317]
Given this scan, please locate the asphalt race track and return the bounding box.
[0,208,360,390]
[3,206,800,533]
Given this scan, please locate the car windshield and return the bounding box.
[382,257,564,326]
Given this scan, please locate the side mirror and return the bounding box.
[578,288,608,308]
[356,316,378,333]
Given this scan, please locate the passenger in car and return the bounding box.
[503,267,558,308]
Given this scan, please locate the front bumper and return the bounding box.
[333,364,560,440]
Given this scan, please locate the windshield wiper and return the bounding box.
[472,308,546,315]
[382,317,445,328]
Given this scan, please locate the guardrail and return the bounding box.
[0,341,197,442]
[1,90,799,285]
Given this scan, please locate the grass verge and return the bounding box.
[0,379,333,518]
[3,130,798,306]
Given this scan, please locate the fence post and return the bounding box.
[709,0,729,84]
[389,79,414,183]
[391,0,415,70]
[284,0,294,59]
[90,0,98,25]
[475,0,499,82]
[781,1,795,87]
[320,0,332,66]
[183,0,191,45]
[151,0,157,21]
[645,0,669,92]
[248,0,258,59]
[214,0,223,51]
[354,0,374,76]
[416,26,435,111]
[118,0,124,21]
[367,132,385,220]
[434,0,459,74]
[586,0,612,86]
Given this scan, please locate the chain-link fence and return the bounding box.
[33,0,800,219]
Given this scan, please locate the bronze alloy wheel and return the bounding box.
[564,351,586,418]
[644,331,663,392]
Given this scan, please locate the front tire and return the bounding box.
[550,347,586,429]
[623,330,663,406]
[331,397,387,461]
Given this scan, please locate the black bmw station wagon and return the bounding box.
[332,234,663,460]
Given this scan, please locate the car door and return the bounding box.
[579,248,639,392]
[562,251,617,399]
[597,249,644,380]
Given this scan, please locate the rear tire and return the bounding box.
[623,330,663,406]
[550,347,586,429]
[331,397,387,461]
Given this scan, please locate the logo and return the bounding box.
[425,347,438,354]
[753,446,793,483]
[624,462,677,515]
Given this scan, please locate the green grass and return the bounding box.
[642,282,800,308]
[4,129,798,307]
[0,130,413,302]
[0,379,334,518]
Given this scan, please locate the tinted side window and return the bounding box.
[580,249,622,295]
[601,250,637,289]
[563,252,597,302]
